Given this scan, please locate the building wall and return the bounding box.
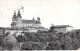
[54,28,67,33]
[53,27,73,34]
[66,27,73,32]
[5,29,38,35]
[15,23,41,29]
[0,28,4,36]
[5,29,17,35]
[12,17,41,29]
[28,29,38,33]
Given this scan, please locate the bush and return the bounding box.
[16,31,80,50]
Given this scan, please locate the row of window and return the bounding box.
[54,28,67,32]
[15,24,40,28]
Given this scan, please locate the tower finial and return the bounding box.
[21,6,24,13]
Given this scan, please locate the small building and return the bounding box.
[0,27,5,36]
[50,25,73,34]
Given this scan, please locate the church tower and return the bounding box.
[12,10,17,22]
[17,9,22,24]
[11,10,17,28]
[17,9,22,18]
[11,9,22,28]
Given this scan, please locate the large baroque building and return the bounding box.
[11,9,41,29]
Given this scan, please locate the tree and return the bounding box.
[16,35,25,43]
[21,42,32,50]
[2,32,17,50]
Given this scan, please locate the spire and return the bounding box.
[17,9,22,18]
[18,9,20,14]
[12,10,16,18]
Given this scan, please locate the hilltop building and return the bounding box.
[50,24,73,33]
[11,9,41,29]
[9,9,48,33]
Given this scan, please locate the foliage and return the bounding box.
[21,41,47,50]
[14,31,80,50]
[1,32,17,50]
[16,35,25,42]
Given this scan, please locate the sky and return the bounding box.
[0,0,80,29]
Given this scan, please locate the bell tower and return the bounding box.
[17,9,22,18]
[17,9,22,24]
[12,10,17,22]
[11,10,17,28]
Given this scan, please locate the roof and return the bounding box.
[52,25,72,28]
[0,27,10,29]
[22,20,41,24]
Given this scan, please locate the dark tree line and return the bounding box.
[15,30,80,50]
[0,30,80,50]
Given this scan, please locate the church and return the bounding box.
[10,9,48,33]
[11,9,41,29]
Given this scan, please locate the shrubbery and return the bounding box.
[15,31,80,50]
[2,31,80,50]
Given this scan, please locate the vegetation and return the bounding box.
[0,32,17,50]
[0,30,80,50]
[15,31,80,50]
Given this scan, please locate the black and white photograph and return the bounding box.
[0,0,80,50]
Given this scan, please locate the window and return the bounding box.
[27,24,28,26]
[24,24,26,27]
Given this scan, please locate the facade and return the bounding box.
[72,29,80,34]
[11,9,41,29]
[0,27,5,36]
[50,25,73,33]
[9,9,48,33]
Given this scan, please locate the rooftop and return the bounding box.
[51,25,72,28]
[22,20,41,24]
